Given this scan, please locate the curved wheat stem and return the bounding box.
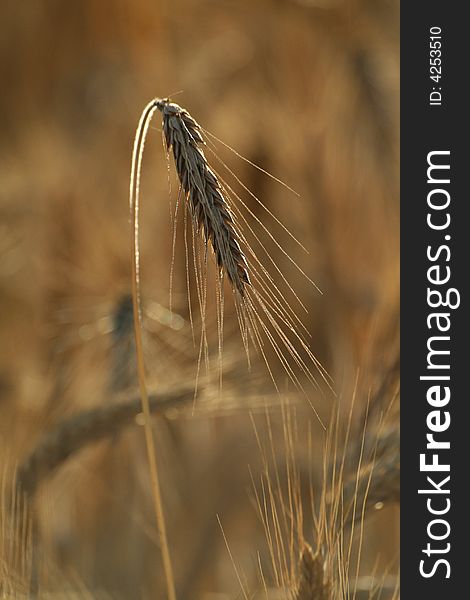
[130,99,176,600]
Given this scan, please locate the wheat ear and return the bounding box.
[295,543,330,600]
[16,388,193,498]
[156,99,250,295]
[155,98,330,400]
[129,99,176,600]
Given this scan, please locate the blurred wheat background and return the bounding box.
[0,0,399,598]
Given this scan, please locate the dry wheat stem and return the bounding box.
[342,424,400,526]
[130,98,176,600]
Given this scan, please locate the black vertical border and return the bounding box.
[401,3,466,597]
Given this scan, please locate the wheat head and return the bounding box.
[156,99,250,296]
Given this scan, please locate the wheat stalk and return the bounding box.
[129,99,176,600]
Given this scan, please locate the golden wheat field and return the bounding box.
[1,1,399,598]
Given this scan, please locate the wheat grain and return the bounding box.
[295,543,330,600]
[156,99,250,296]
[342,422,400,525]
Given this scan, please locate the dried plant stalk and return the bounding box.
[129,99,177,600]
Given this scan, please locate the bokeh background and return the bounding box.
[1,0,399,598]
